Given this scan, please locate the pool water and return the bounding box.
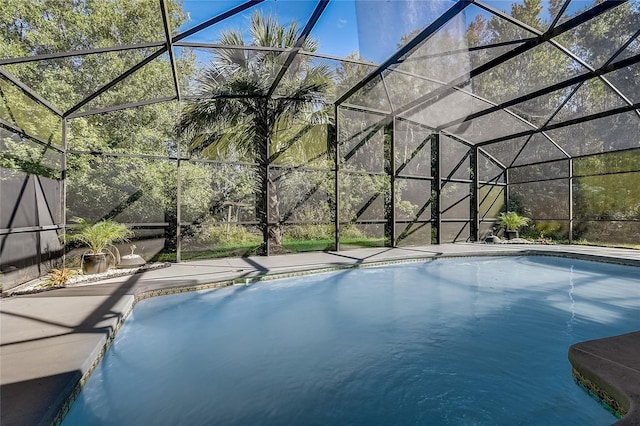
[62,256,640,425]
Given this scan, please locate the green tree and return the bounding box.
[177,11,332,251]
[476,0,572,124]
[1,0,192,256]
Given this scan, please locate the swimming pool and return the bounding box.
[62,256,639,425]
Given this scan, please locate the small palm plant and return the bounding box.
[62,217,133,274]
[498,211,530,240]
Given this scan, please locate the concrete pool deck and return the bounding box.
[1,243,639,425]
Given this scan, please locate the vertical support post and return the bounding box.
[160,0,182,102]
[388,118,396,247]
[176,110,182,263]
[61,118,68,269]
[334,104,340,252]
[34,171,41,275]
[170,2,183,264]
[431,133,441,244]
[505,168,510,214]
[471,145,479,242]
[568,158,574,244]
[264,114,271,256]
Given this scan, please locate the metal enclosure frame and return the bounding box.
[1,0,639,287]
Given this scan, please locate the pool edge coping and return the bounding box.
[51,248,640,426]
[569,332,640,426]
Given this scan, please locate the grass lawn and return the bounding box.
[97,237,640,264]
[155,244,260,261]
[155,237,388,262]
[282,237,387,252]
[573,240,640,250]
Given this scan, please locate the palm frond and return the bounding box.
[283,20,299,48]
[216,29,248,68]
[178,10,331,165]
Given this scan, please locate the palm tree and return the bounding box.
[177,11,332,253]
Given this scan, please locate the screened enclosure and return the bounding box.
[1,0,639,289]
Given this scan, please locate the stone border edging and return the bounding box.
[2,263,172,298]
[571,368,626,419]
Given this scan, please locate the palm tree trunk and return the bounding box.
[256,161,269,254]
[259,106,284,253]
[268,176,282,247]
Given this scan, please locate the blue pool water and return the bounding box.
[63,256,639,425]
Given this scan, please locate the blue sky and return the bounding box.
[174,0,590,64]
[177,1,362,59]
[176,0,463,63]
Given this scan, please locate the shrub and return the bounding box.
[43,268,78,288]
[340,225,365,239]
[533,221,562,239]
[194,224,262,246]
[521,221,567,241]
[284,224,332,241]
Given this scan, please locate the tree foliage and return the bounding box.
[1,0,193,260]
[463,0,640,245]
[2,0,639,259]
